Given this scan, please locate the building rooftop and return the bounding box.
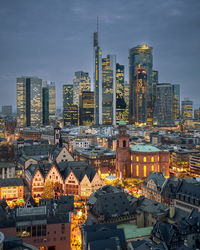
[0,178,24,187]
[75,145,116,158]
[130,144,161,153]
[117,223,153,240]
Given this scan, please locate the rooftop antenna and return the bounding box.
[97,16,99,33]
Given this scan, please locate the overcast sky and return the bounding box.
[0,0,200,110]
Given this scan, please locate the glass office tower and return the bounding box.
[172,84,180,121]
[102,54,116,125]
[63,85,73,107]
[181,98,193,120]
[42,87,49,125]
[73,71,91,108]
[17,76,42,127]
[129,44,153,125]
[79,91,94,126]
[93,29,102,125]
[154,83,173,126]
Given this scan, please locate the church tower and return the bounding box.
[116,121,130,178]
[54,126,61,146]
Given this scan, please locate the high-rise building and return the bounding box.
[63,85,73,107]
[102,54,116,125]
[194,108,200,121]
[181,98,193,120]
[93,26,102,125]
[154,83,173,126]
[43,81,56,118]
[42,87,49,125]
[116,64,126,124]
[48,82,56,117]
[152,70,158,114]
[172,84,180,121]
[129,44,153,125]
[2,105,12,117]
[134,68,148,124]
[73,71,91,108]
[79,91,94,126]
[63,105,78,126]
[17,77,42,127]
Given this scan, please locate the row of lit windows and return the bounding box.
[131,156,159,162]
[131,164,160,177]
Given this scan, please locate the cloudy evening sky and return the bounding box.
[0,0,200,109]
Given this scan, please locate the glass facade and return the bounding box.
[116,63,126,124]
[63,105,78,126]
[172,84,180,121]
[93,31,102,125]
[154,83,173,126]
[42,87,49,125]
[134,68,147,124]
[63,85,73,107]
[73,71,91,107]
[102,55,116,125]
[79,91,94,126]
[17,77,42,127]
[181,99,193,120]
[48,82,56,117]
[129,44,153,125]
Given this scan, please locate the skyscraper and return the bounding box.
[102,54,116,125]
[152,70,158,115]
[129,44,153,125]
[134,68,147,124]
[17,76,42,127]
[48,82,56,118]
[154,83,173,126]
[172,84,180,121]
[73,71,91,108]
[79,91,94,126]
[93,24,102,125]
[63,85,73,107]
[181,98,193,120]
[116,63,126,124]
[42,87,49,125]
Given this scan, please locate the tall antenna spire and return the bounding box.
[97,16,99,33]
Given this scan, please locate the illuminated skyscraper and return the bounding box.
[63,84,73,107]
[48,82,56,117]
[134,68,147,124]
[129,44,153,125]
[152,70,158,115]
[93,24,102,125]
[154,83,173,126]
[73,71,91,107]
[102,54,116,125]
[79,91,94,126]
[42,87,49,125]
[181,98,193,120]
[172,84,180,121]
[116,64,126,124]
[63,105,78,126]
[17,76,42,127]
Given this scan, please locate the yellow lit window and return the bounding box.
[136,156,139,162]
[151,157,154,162]
[151,165,154,171]
[158,164,160,172]
[143,157,146,162]
[131,155,133,161]
[131,164,133,175]
[158,156,159,161]
[136,165,139,176]
[144,165,147,177]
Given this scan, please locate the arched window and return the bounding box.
[151,157,154,162]
[144,165,147,177]
[143,157,147,162]
[151,165,154,172]
[136,165,139,176]
[136,156,139,162]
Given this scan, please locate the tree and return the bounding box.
[41,180,55,199]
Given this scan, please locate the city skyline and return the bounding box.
[0,0,200,109]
